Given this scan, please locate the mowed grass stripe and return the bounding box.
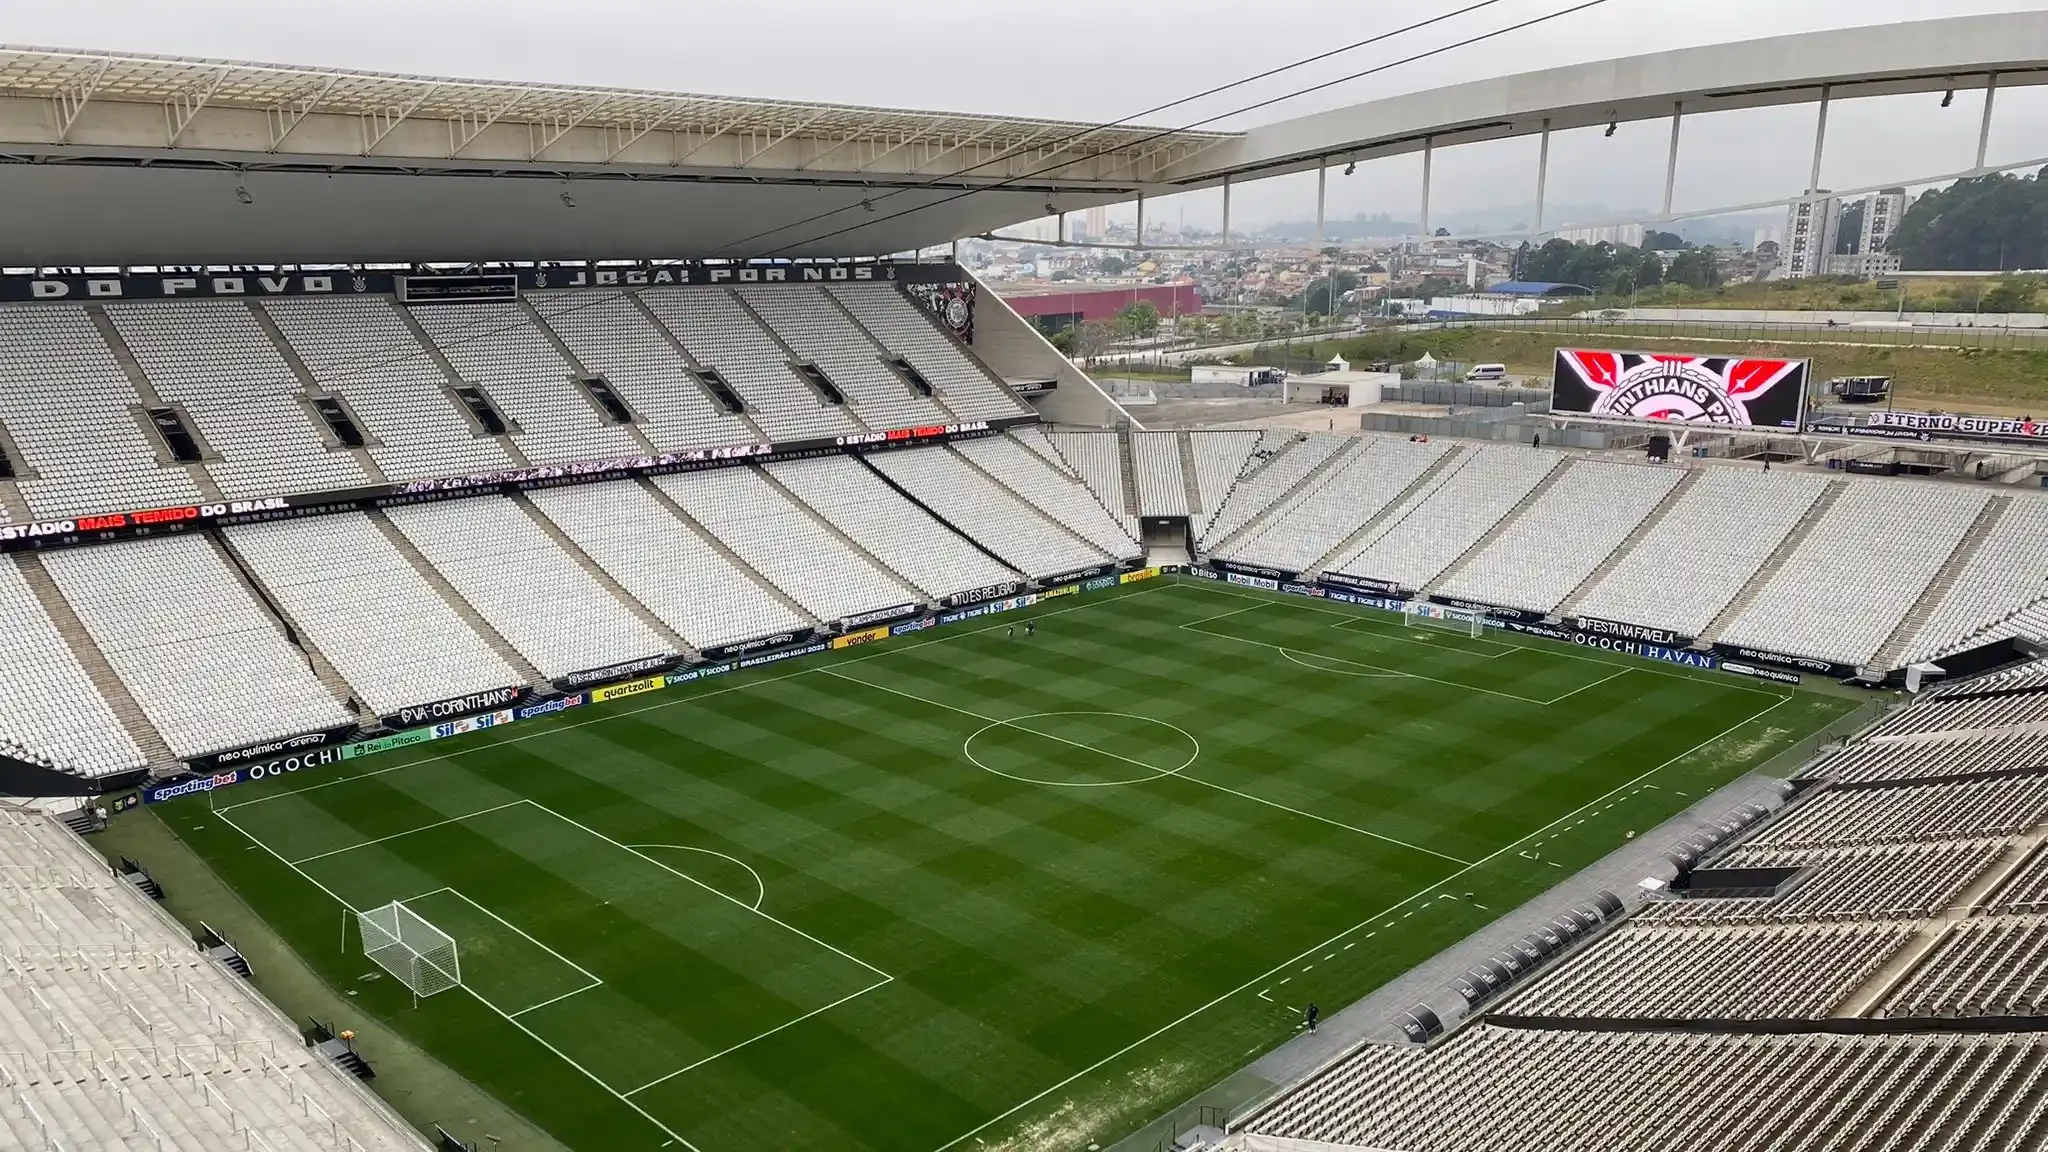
[168,579,1857,1152]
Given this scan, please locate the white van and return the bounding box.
[1467,363,1507,382]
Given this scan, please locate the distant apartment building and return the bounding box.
[1781,187,1906,279]
[1860,188,1907,258]
[1550,222,1646,247]
[1085,205,1109,240]
[1782,193,1840,279]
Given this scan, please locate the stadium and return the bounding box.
[3,11,2048,1152]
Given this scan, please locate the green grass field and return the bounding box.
[151,578,1858,1152]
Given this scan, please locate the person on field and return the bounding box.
[1305,1002,1320,1033]
[1026,621,1036,637]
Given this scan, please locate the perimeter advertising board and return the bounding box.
[1552,350,1809,431]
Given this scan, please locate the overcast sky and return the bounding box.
[9,0,2048,234]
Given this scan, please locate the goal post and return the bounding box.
[1402,601,1486,639]
[359,901,460,1000]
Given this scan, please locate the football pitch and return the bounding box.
[155,578,1860,1152]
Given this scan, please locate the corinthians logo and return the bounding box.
[1557,350,1807,429]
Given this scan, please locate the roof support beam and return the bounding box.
[163,68,231,149]
[361,83,440,156]
[530,96,616,160]
[266,74,340,153]
[449,89,530,158]
[905,121,1005,174]
[734,107,831,168]
[1976,73,1999,171]
[604,103,697,163]
[672,107,760,167]
[822,115,946,172]
[50,59,112,146]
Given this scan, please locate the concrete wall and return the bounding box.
[1382,383,1551,410]
[968,274,1135,429]
[1611,308,2048,329]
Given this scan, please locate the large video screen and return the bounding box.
[1552,349,1809,430]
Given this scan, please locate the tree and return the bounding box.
[1115,301,1161,337]
[1097,255,1128,276]
[1048,327,1078,355]
[1635,251,1665,289]
[1050,269,1077,282]
[1433,227,1451,237]
[1889,170,2048,270]
[1980,276,2042,313]
[1297,271,1360,317]
[1666,247,1722,289]
[1643,229,1688,251]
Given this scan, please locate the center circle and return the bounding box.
[962,711,1200,788]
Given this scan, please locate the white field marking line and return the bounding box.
[1542,666,1633,706]
[284,800,529,864]
[1168,580,1786,698]
[522,799,893,983]
[819,667,1474,868]
[509,981,603,1018]
[208,806,706,1152]
[423,882,606,990]
[217,584,1170,814]
[1278,648,1405,679]
[961,711,1201,789]
[621,975,893,1097]
[1182,602,1269,629]
[1181,622,1553,706]
[926,688,1803,1152]
[629,844,766,911]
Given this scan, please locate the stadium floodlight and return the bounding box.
[1344,158,1357,176]
[1941,84,1954,108]
[559,190,577,208]
[234,183,253,205]
[358,901,459,1003]
[1604,117,1617,138]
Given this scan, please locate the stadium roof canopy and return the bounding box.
[0,46,1237,265]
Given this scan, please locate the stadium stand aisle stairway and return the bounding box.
[827,284,1032,421]
[1719,481,1991,665]
[1901,494,2048,666]
[1047,430,1137,538]
[1185,429,1263,540]
[655,466,919,624]
[406,300,644,466]
[1201,433,1356,553]
[739,286,949,429]
[529,290,755,452]
[955,434,1143,560]
[1872,495,2013,669]
[1221,437,1454,577]
[2,554,160,771]
[1326,445,1563,593]
[1438,459,1685,613]
[0,304,208,519]
[261,296,517,482]
[508,491,692,653]
[866,445,1109,578]
[104,300,369,500]
[1130,431,1189,518]
[223,513,526,717]
[383,497,672,679]
[638,286,858,441]
[764,454,1015,603]
[527,480,810,650]
[41,535,354,759]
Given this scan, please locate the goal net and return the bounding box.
[358,901,460,999]
[1402,602,1486,638]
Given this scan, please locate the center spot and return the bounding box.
[963,711,1199,788]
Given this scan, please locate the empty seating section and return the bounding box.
[1745,778,2048,849]
[1883,917,2048,1017]
[1440,461,1684,612]
[1806,731,2048,784]
[384,499,670,677]
[1905,497,2048,664]
[1187,430,1261,535]
[1226,438,1450,575]
[407,301,643,465]
[530,291,752,451]
[1331,447,1563,591]
[868,447,1104,578]
[766,456,1013,602]
[827,285,1027,420]
[1945,597,2048,662]
[1935,658,2048,698]
[1639,840,2008,923]
[1008,425,1075,475]
[1238,1025,2048,1152]
[0,305,202,518]
[638,287,856,440]
[1201,433,1351,547]
[0,811,426,1152]
[224,514,520,716]
[954,435,1141,560]
[43,536,351,758]
[261,296,514,481]
[1572,468,1833,638]
[655,468,908,622]
[107,300,367,498]
[740,286,948,428]
[0,558,142,773]
[527,481,804,651]
[1047,432,1132,524]
[1988,846,2048,913]
[1499,921,1912,1018]
[1720,482,1990,665]
[1861,691,2048,739]
[1130,432,1188,516]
